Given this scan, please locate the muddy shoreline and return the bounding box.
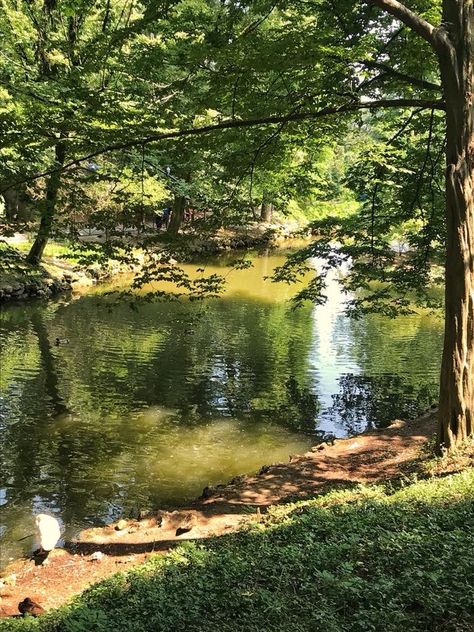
[0,410,437,618]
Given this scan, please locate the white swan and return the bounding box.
[35,514,61,552]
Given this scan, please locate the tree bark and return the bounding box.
[1,187,30,221]
[167,195,186,235]
[26,142,65,265]
[436,1,474,449]
[260,198,273,222]
[2,187,24,222]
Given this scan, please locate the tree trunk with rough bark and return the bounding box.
[436,1,474,449]
[1,187,30,221]
[167,195,186,235]
[260,200,273,222]
[26,142,65,265]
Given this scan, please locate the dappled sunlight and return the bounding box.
[93,250,313,303]
[0,251,443,568]
[8,471,473,631]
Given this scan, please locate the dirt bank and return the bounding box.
[0,410,439,618]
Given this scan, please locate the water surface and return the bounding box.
[0,249,443,565]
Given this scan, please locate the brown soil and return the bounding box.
[0,411,436,618]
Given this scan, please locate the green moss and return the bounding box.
[3,470,474,632]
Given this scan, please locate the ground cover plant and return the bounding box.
[3,469,473,632]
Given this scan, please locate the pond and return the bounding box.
[0,248,443,566]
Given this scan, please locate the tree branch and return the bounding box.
[369,0,438,46]
[359,60,441,91]
[0,98,445,194]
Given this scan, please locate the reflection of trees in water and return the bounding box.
[0,293,320,555]
[328,373,438,436]
[29,311,68,417]
[50,295,319,432]
[346,313,443,380]
[249,376,319,432]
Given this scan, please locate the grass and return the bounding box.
[3,469,474,632]
[421,437,474,477]
[10,241,75,260]
[0,240,77,289]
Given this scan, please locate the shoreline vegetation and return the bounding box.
[1,408,473,628]
[0,222,306,304]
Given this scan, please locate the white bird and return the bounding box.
[35,514,61,553]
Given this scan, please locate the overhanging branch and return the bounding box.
[0,98,445,193]
[359,60,441,91]
[369,0,438,46]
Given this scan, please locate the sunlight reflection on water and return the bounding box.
[0,248,443,565]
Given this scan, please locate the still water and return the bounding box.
[0,249,443,565]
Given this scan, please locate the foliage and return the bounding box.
[3,469,474,631]
[0,0,448,304]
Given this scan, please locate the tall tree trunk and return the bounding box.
[1,187,30,221]
[26,142,65,265]
[2,187,19,221]
[436,1,474,449]
[260,199,273,222]
[167,195,186,235]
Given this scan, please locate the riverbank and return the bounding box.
[0,223,308,304]
[2,409,472,621]
[0,239,120,303]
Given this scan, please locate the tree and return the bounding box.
[0,0,190,259]
[2,0,472,450]
[170,0,472,450]
[345,0,473,450]
[211,0,472,450]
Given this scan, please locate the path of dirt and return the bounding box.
[0,411,436,618]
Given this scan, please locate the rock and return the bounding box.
[115,519,128,531]
[137,508,153,521]
[90,551,104,562]
[229,474,247,485]
[175,513,197,536]
[199,485,215,500]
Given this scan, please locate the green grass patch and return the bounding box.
[3,470,474,632]
[11,241,76,260]
[0,241,75,288]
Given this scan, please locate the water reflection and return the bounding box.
[328,373,438,435]
[0,250,443,565]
